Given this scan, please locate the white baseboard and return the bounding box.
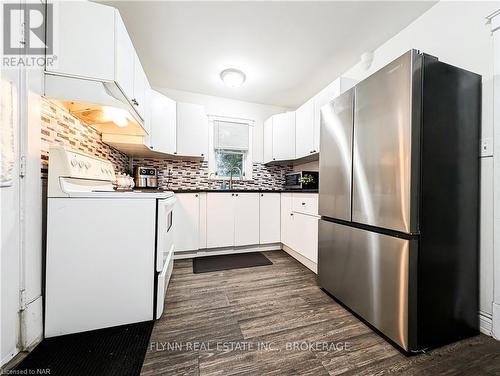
[174,243,281,259]
[480,311,493,336]
[282,244,317,274]
[493,302,500,340]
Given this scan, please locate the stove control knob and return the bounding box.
[78,161,84,168]
[71,158,78,167]
[85,162,91,169]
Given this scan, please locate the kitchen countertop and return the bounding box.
[170,189,319,194]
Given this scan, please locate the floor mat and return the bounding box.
[193,252,273,273]
[14,321,154,376]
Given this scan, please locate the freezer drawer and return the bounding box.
[352,51,421,233]
[318,219,413,350]
[319,88,354,221]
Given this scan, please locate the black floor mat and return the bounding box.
[14,321,154,376]
[193,252,273,273]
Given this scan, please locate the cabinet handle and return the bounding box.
[302,202,306,205]
[201,153,204,157]
[195,194,198,197]
[235,194,239,197]
[273,158,276,161]
[261,194,263,197]
[150,146,154,149]
[131,98,139,106]
[290,213,294,216]
[232,193,235,196]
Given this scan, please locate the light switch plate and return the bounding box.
[480,138,494,157]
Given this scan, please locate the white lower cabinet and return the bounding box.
[206,193,235,248]
[234,193,260,246]
[259,193,281,244]
[174,193,204,252]
[206,193,260,248]
[281,193,319,266]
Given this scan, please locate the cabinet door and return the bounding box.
[132,54,148,119]
[263,117,273,163]
[174,194,200,252]
[148,90,176,154]
[47,1,115,80]
[206,193,234,248]
[280,193,293,247]
[176,102,208,158]
[295,98,315,158]
[234,193,260,246]
[272,112,296,161]
[259,193,281,244]
[292,213,318,263]
[314,80,341,153]
[114,11,134,101]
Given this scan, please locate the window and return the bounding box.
[215,151,244,178]
[208,116,254,180]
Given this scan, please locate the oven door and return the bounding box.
[156,196,176,272]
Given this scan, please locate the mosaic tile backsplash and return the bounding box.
[39,98,291,189]
[40,99,130,177]
[132,158,293,190]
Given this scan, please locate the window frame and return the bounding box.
[208,115,254,181]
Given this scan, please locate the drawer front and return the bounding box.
[292,193,318,216]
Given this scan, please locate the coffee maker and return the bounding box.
[134,166,158,189]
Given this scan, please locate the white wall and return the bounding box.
[339,1,497,325]
[154,87,289,163]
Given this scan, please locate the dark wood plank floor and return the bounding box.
[141,251,500,375]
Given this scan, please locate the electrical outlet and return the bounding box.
[480,138,493,157]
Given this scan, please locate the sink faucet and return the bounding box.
[229,167,242,190]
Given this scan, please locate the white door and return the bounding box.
[148,90,176,154]
[206,193,234,248]
[272,112,295,161]
[234,193,260,246]
[47,1,115,81]
[280,193,294,247]
[259,193,281,244]
[1,52,22,365]
[173,193,200,252]
[263,117,273,163]
[176,102,208,158]
[114,11,134,101]
[295,98,315,158]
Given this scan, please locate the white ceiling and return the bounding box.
[101,1,436,108]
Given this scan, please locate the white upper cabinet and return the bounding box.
[259,193,281,244]
[271,112,296,161]
[147,90,177,154]
[114,12,135,100]
[263,117,273,163]
[131,53,149,119]
[47,1,115,80]
[295,98,315,159]
[313,77,356,152]
[176,102,208,158]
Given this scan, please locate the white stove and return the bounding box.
[45,145,175,338]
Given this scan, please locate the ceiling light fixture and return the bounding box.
[220,68,246,88]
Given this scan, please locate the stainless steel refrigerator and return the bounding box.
[318,50,481,353]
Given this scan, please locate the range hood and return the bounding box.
[44,73,147,136]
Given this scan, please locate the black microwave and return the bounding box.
[285,171,319,190]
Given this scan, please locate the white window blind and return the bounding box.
[214,121,249,151]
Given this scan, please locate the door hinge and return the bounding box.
[20,289,27,311]
[20,156,26,177]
